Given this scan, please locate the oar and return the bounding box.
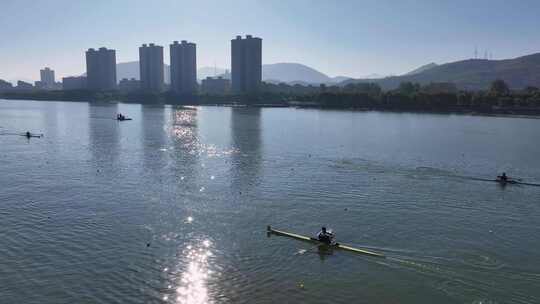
[516,181,540,187]
[0,132,43,137]
[0,132,23,136]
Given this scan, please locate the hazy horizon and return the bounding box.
[2,0,540,82]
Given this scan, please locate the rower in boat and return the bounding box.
[25,131,31,138]
[317,227,335,245]
[267,225,385,257]
[495,172,520,185]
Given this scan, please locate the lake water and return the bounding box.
[1,99,540,304]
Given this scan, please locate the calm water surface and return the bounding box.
[1,99,540,304]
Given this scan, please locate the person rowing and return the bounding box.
[498,172,508,182]
[317,227,335,245]
[25,131,31,138]
[496,172,518,184]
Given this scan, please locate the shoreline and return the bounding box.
[2,95,540,119]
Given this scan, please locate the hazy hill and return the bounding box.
[331,76,352,83]
[262,63,332,84]
[360,73,389,79]
[341,53,540,91]
[213,63,338,84]
[116,61,170,84]
[115,62,339,85]
[404,63,438,76]
[198,67,227,79]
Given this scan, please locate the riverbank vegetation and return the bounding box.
[2,80,540,115]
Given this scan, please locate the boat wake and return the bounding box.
[376,250,540,304]
[329,157,540,187]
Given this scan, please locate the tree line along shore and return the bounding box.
[2,79,540,116]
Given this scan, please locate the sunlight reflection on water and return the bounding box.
[171,108,238,158]
[171,239,214,304]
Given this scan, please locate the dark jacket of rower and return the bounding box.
[317,227,334,244]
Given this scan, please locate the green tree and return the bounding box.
[398,82,420,95]
[489,79,510,95]
[524,86,539,95]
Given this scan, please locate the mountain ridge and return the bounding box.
[404,63,438,76]
[262,62,331,84]
[341,53,540,90]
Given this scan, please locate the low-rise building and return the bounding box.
[0,79,13,91]
[16,81,34,90]
[35,80,62,90]
[201,76,230,94]
[62,76,87,90]
[118,78,141,92]
[34,81,45,89]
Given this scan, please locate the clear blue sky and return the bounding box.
[1,0,540,82]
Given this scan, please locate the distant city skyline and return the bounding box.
[2,0,540,82]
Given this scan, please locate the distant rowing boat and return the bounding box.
[267,226,385,258]
[470,177,540,187]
